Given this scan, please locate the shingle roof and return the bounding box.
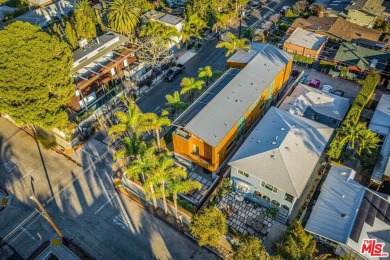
[285,28,327,51]
[229,107,334,197]
[305,165,366,244]
[334,42,390,71]
[346,0,385,16]
[175,44,292,147]
[280,83,350,121]
[288,16,381,42]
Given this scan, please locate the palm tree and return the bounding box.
[167,166,201,220]
[108,102,153,140]
[165,91,188,117]
[114,135,147,162]
[198,66,213,86]
[212,13,232,32]
[217,32,251,57]
[159,26,180,48]
[180,77,205,103]
[107,0,140,37]
[142,113,171,150]
[139,21,163,37]
[181,15,207,45]
[152,154,175,214]
[339,121,380,155]
[357,128,380,155]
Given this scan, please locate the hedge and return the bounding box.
[293,54,314,65]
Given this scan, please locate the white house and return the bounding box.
[279,83,350,128]
[229,107,333,222]
[305,165,390,259]
[369,94,390,185]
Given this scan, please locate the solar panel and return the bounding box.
[379,199,388,212]
[360,199,370,211]
[350,227,361,243]
[366,212,376,226]
[372,195,381,208]
[365,191,374,201]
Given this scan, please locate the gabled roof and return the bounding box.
[288,16,381,42]
[284,28,327,51]
[305,165,365,244]
[280,83,350,122]
[370,94,390,129]
[229,107,333,197]
[174,44,292,147]
[334,42,390,71]
[345,0,385,16]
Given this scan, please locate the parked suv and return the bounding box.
[164,64,185,82]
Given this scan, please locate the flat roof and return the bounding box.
[305,165,365,244]
[370,94,390,129]
[174,43,292,147]
[285,28,327,51]
[229,107,333,197]
[144,10,183,26]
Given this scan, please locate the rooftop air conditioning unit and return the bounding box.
[79,38,88,48]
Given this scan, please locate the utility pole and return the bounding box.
[30,195,64,238]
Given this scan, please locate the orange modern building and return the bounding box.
[172,43,293,173]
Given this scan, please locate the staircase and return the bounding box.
[275,208,289,224]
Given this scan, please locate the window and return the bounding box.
[259,102,265,112]
[238,169,249,178]
[284,193,294,203]
[262,195,270,202]
[271,200,280,206]
[193,145,199,155]
[254,191,262,199]
[226,138,236,152]
[261,181,277,193]
[247,118,251,126]
[111,68,116,76]
[281,205,290,211]
[123,59,128,68]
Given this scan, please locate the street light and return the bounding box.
[29,194,64,238]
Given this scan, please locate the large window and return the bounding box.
[226,138,236,152]
[284,193,294,203]
[238,169,249,178]
[193,145,199,155]
[237,183,249,193]
[261,181,277,193]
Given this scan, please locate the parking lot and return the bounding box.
[295,65,361,100]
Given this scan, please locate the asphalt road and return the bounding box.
[136,0,296,114]
[0,118,217,260]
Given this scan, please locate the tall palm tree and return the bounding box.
[167,166,201,220]
[339,121,379,155]
[159,26,180,48]
[139,21,164,37]
[165,91,188,117]
[212,13,232,32]
[107,0,140,37]
[108,102,153,140]
[181,14,207,45]
[198,66,213,86]
[217,32,251,57]
[180,77,204,103]
[142,113,171,150]
[357,128,380,155]
[114,135,147,162]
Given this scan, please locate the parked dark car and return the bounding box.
[333,90,345,96]
[291,69,300,79]
[164,64,185,82]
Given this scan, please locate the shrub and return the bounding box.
[35,132,57,149]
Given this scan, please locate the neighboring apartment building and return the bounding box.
[279,83,350,128]
[288,16,382,42]
[172,44,293,173]
[369,94,390,186]
[344,0,385,28]
[70,32,137,113]
[143,10,184,51]
[14,0,74,27]
[283,28,327,60]
[229,107,334,222]
[305,165,390,259]
[333,42,390,74]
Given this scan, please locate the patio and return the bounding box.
[217,192,274,240]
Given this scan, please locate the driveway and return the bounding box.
[0,119,218,260]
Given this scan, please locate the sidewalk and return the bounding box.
[35,239,80,260]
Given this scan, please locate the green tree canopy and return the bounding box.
[107,0,141,37]
[65,21,78,49]
[189,207,227,246]
[0,22,74,129]
[233,235,267,260]
[74,0,97,39]
[277,221,318,260]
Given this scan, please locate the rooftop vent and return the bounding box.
[281,128,285,131]
[341,214,348,218]
[272,141,277,145]
[257,140,261,143]
[270,154,276,159]
[342,194,345,199]
[285,147,290,151]
[79,38,88,48]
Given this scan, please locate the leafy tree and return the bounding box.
[243,28,255,41]
[198,66,213,85]
[65,21,78,49]
[311,5,327,17]
[136,36,171,69]
[165,91,188,117]
[180,77,204,103]
[216,32,250,57]
[285,9,295,18]
[190,207,227,246]
[359,149,382,177]
[167,167,201,219]
[292,0,308,15]
[0,22,74,129]
[52,23,62,39]
[277,221,317,259]
[233,235,266,260]
[74,0,97,39]
[107,0,141,37]
[339,121,379,155]
[253,30,266,43]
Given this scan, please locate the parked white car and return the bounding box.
[321,85,333,93]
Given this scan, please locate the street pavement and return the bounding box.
[136,0,297,114]
[0,118,217,260]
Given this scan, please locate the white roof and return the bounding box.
[285,28,328,51]
[229,107,334,197]
[279,83,350,122]
[370,94,390,129]
[305,165,365,244]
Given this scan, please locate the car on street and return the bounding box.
[280,5,291,14]
[308,79,321,88]
[321,85,333,93]
[218,28,229,39]
[243,9,252,18]
[291,70,300,79]
[251,1,260,9]
[164,64,185,82]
